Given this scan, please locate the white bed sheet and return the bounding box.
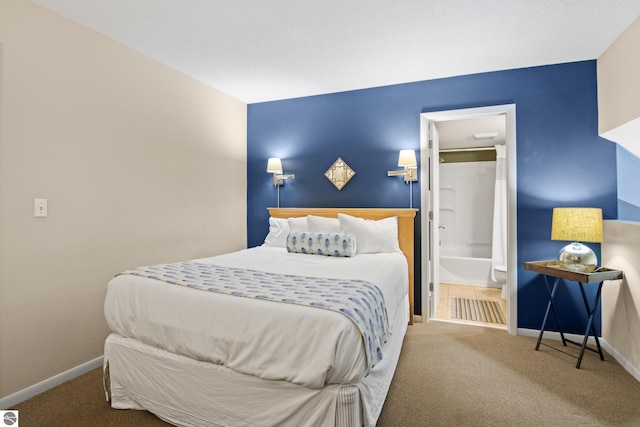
[104,247,408,389]
[104,296,409,427]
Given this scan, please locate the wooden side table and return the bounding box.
[524,261,623,368]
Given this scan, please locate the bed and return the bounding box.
[103,207,417,427]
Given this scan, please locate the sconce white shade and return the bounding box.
[266,158,283,174]
[398,149,417,167]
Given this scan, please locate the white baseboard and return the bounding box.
[0,356,103,410]
[518,328,640,383]
[600,338,640,383]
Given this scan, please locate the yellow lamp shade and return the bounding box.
[551,207,603,243]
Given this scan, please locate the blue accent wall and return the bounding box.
[247,60,618,334]
[616,145,640,221]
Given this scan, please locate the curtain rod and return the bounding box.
[439,146,497,153]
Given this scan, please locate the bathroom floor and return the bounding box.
[436,283,507,330]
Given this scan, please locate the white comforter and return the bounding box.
[104,246,408,389]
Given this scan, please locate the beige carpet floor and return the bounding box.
[13,320,640,426]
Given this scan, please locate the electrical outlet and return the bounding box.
[34,198,47,217]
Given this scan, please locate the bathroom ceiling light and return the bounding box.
[473,132,498,140]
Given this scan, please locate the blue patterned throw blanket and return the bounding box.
[120,262,390,370]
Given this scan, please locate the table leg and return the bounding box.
[536,276,565,350]
[576,282,605,368]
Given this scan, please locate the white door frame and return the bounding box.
[423,121,441,321]
[420,104,518,334]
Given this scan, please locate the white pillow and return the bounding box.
[306,215,341,233]
[262,217,290,248]
[287,216,309,233]
[286,232,357,257]
[338,214,400,254]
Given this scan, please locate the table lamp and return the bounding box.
[551,207,603,267]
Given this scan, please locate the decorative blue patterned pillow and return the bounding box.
[286,232,357,257]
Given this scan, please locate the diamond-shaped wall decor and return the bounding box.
[324,157,355,190]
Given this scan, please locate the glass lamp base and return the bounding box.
[558,242,597,266]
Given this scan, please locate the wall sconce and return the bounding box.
[266,158,295,186]
[387,149,418,208]
[551,207,603,268]
[266,157,295,208]
[387,149,418,183]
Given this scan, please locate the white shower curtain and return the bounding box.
[491,144,507,281]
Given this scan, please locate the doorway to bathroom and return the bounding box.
[419,105,517,334]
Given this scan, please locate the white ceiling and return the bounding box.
[32,0,640,104]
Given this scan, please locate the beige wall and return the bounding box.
[598,15,640,132]
[597,16,640,156]
[602,221,640,381]
[599,15,640,381]
[0,0,247,398]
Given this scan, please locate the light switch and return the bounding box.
[34,198,47,217]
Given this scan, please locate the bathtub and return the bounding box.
[439,255,499,288]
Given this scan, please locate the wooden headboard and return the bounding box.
[268,207,418,325]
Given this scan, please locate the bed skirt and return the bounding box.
[103,296,408,427]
